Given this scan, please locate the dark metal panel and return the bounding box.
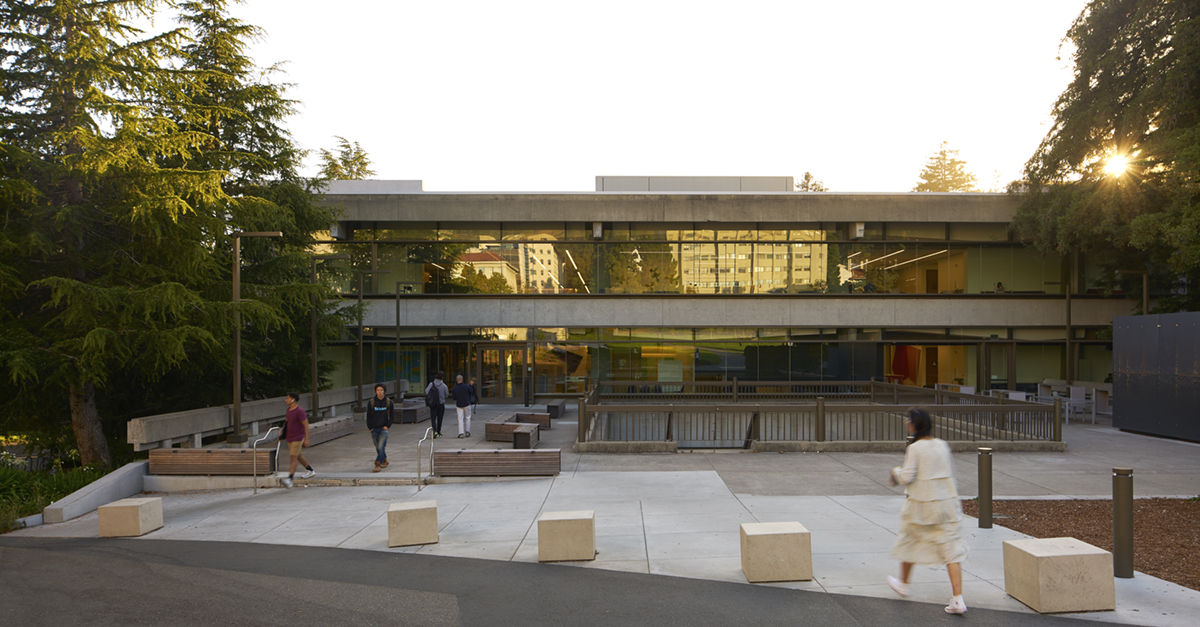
[1113,312,1200,441]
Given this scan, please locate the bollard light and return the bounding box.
[1113,467,1134,578]
[978,447,993,529]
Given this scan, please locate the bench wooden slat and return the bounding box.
[515,412,551,430]
[512,424,539,449]
[546,400,567,418]
[433,449,560,476]
[308,416,356,446]
[149,448,275,476]
[485,413,540,442]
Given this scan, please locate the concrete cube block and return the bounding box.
[740,521,812,583]
[538,510,595,562]
[388,500,438,547]
[1003,537,1115,613]
[98,497,163,538]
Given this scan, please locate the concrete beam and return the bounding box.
[366,295,1132,330]
[324,192,1020,224]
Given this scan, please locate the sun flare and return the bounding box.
[1104,154,1129,176]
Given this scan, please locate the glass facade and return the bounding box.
[317,222,1065,296]
[330,326,1112,398]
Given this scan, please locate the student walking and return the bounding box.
[886,407,969,615]
[450,374,474,438]
[425,372,449,438]
[366,383,394,472]
[278,392,316,488]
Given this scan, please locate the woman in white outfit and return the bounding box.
[886,407,969,615]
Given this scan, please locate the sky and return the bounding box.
[197,0,1089,192]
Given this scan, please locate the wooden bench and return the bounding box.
[397,400,430,424]
[307,416,355,446]
[148,448,275,476]
[433,448,560,476]
[546,399,568,419]
[516,412,552,430]
[485,413,539,442]
[512,424,539,449]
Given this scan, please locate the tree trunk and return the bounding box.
[68,382,111,467]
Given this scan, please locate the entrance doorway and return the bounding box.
[477,344,527,404]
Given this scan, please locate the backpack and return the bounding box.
[425,384,440,408]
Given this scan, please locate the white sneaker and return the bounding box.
[886,576,909,598]
[281,477,293,488]
[301,469,316,479]
[945,596,967,615]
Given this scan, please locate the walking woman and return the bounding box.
[886,407,969,615]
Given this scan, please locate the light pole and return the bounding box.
[356,269,391,412]
[1117,270,1150,315]
[310,254,350,422]
[230,231,282,444]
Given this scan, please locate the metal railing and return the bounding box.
[252,427,282,494]
[579,380,1060,448]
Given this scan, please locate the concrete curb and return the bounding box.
[14,513,43,530]
[143,475,281,492]
[751,440,1067,453]
[574,441,678,453]
[42,461,147,524]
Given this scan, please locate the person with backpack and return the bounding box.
[366,383,394,472]
[425,372,449,438]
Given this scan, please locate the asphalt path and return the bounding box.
[0,537,1119,627]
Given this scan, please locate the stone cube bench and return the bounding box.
[98,497,163,537]
[740,521,812,583]
[1003,537,1115,613]
[388,500,439,547]
[538,510,595,562]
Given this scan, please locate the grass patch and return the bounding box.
[0,464,111,533]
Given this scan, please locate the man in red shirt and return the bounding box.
[278,392,315,488]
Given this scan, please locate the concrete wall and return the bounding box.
[325,180,424,194]
[324,192,1020,224]
[363,295,1133,329]
[126,382,395,451]
[42,461,148,524]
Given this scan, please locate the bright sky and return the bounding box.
[213,0,1087,192]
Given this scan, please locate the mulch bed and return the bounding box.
[961,498,1200,591]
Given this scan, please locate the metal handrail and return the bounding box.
[415,427,432,490]
[252,426,281,495]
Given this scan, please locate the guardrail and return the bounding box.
[580,380,1060,448]
[126,382,395,451]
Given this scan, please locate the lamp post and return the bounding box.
[356,269,391,412]
[230,231,282,444]
[310,254,350,422]
[1117,270,1150,315]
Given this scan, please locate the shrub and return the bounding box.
[0,464,111,533]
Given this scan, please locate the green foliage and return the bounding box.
[1011,0,1200,312]
[795,172,829,192]
[0,0,349,465]
[0,464,111,532]
[318,136,376,180]
[913,142,978,192]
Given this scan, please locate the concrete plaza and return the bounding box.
[8,404,1200,625]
